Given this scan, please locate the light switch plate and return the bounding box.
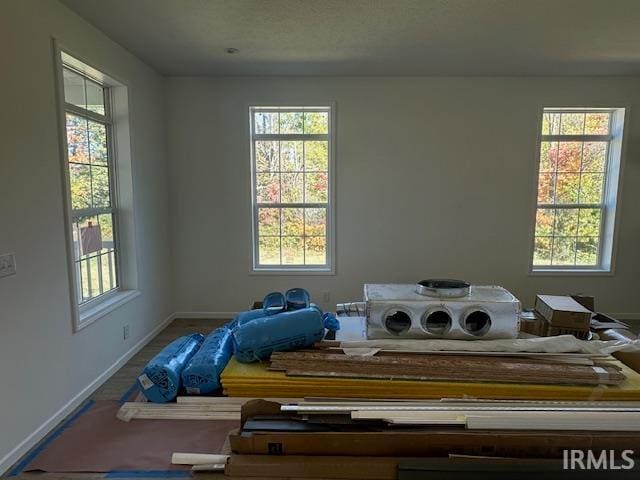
[0,253,16,278]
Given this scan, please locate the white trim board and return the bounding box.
[0,313,175,476]
[172,312,237,320]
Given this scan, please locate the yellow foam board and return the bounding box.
[220,357,640,401]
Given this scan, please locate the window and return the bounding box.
[60,54,121,310]
[532,108,625,272]
[250,106,333,272]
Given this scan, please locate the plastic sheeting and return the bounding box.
[233,306,326,363]
[181,327,234,394]
[137,333,204,403]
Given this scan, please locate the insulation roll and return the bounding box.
[181,327,234,394]
[232,306,325,363]
[138,333,205,403]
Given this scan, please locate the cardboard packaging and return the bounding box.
[231,400,640,459]
[534,295,592,329]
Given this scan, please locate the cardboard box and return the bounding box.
[225,455,400,479]
[534,295,592,329]
[229,429,640,458]
[519,310,545,336]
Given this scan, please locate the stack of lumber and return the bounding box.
[269,350,625,386]
[221,355,640,400]
[281,398,640,431]
[223,399,640,478]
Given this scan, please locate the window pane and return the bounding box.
[256,173,280,203]
[304,141,328,171]
[254,112,278,134]
[98,214,115,251]
[581,142,606,172]
[280,112,303,134]
[560,113,585,135]
[579,173,604,204]
[557,142,582,172]
[88,121,108,165]
[259,237,280,264]
[258,208,280,236]
[541,112,560,135]
[576,237,599,265]
[92,166,111,208]
[555,173,580,203]
[281,173,304,203]
[280,141,303,171]
[551,237,576,265]
[255,141,279,172]
[86,80,105,115]
[533,237,552,265]
[584,113,610,135]
[63,68,86,109]
[305,236,326,265]
[535,208,554,236]
[69,164,92,209]
[304,112,328,134]
[100,252,112,292]
[305,208,326,236]
[577,208,601,237]
[282,237,304,264]
[539,142,558,172]
[66,114,90,164]
[281,208,304,236]
[88,255,101,297]
[80,259,90,300]
[554,209,579,237]
[537,173,555,204]
[305,172,328,203]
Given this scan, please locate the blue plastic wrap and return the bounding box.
[181,327,234,394]
[137,333,204,403]
[232,306,325,363]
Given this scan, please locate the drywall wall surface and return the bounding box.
[0,0,171,469]
[166,76,640,316]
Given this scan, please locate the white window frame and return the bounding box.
[54,42,140,331]
[249,105,336,274]
[530,107,626,275]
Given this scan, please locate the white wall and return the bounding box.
[165,76,640,316]
[0,0,172,471]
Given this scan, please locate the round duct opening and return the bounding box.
[384,309,412,336]
[421,309,452,335]
[462,309,492,336]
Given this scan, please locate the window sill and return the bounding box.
[251,268,335,276]
[529,268,613,277]
[76,289,141,332]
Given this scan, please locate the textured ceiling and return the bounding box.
[60,0,640,76]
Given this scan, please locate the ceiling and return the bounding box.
[60,0,640,76]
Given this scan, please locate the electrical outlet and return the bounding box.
[0,253,16,278]
[123,324,130,340]
[322,291,330,302]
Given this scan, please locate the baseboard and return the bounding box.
[172,311,237,320]
[0,312,175,476]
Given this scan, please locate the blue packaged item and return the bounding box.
[137,333,204,403]
[181,327,234,394]
[285,288,310,310]
[233,306,325,363]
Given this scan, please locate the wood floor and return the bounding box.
[8,318,228,480]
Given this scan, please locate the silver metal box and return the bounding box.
[364,284,521,340]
